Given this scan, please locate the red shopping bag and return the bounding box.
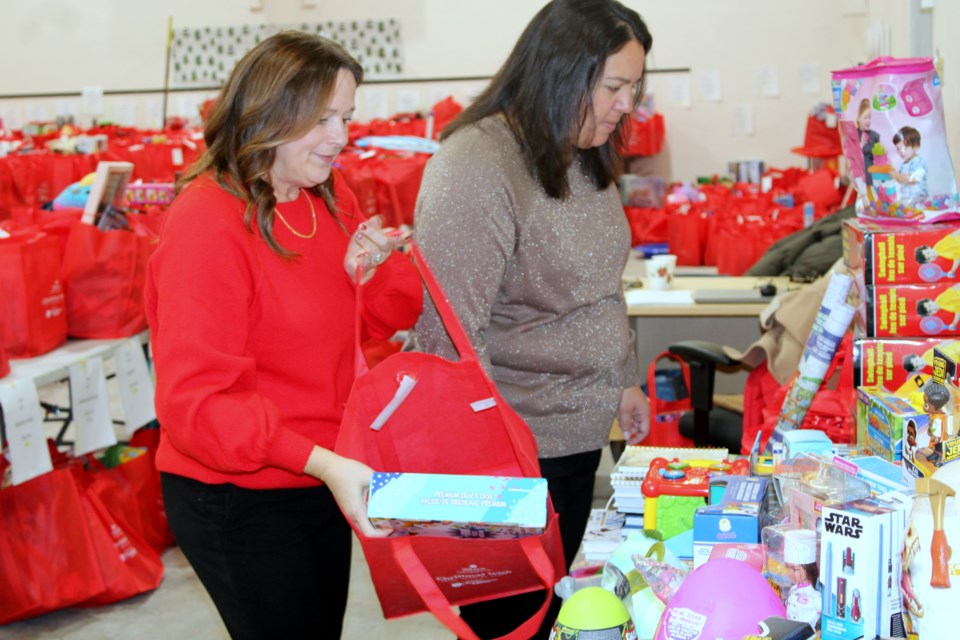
[0,314,9,379]
[742,334,855,454]
[0,468,108,624]
[623,206,670,246]
[0,231,67,357]
[640,351,694,447]
[0,345,8,379]
[335,246,565,640]
[72,466,164,606]
[60,219,158,338]
[372,153,429,228]
[99,439,175,554]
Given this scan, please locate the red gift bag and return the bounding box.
[101,439,175,554]
[0,230,67,357]
[372,153,430,228]
[0,314,9,379]
[0,468,108,624]
[72,466,164,606]
[60,219,158,338]
[623,206,670,246]
[640,351,694,447]
[335,246,565,640]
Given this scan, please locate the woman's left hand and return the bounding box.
[345,215,412,283]
[618,385,651,444]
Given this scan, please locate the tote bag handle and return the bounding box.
[354,242,480,371]
[353,242,540,477]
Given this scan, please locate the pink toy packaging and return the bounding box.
[833,57,959,224]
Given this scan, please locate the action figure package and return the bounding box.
[902,349,960,483]
[842,218,960,286]
[819,493,911,640]
[856,385,927,463]
[833,57,959,223]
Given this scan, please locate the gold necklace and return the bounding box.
[274,189,317,239]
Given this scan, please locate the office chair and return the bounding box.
[668,339,745,451]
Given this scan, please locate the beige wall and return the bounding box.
[1,0,954,183]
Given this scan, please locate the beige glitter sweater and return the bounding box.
[412,116,640,459]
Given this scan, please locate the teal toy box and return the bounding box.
[367,472,548,539]
[856,385,927,463]
[692,475,768,567]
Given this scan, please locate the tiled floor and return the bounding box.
[2,380,617,639]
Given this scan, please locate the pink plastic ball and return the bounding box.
[654,558,786,640]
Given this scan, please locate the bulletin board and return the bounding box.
[170,20,404,87]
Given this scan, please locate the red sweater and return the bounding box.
[145,174,422,489]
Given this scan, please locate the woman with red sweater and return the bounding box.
[144,32,422,639]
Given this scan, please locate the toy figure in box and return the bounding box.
[919,381,951,466]
[779,528,821,629]
[905,418,920,462]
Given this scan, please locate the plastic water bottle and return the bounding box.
[803,202,815,228]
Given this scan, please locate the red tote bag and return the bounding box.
[641,351,694,447]
[0,231,67,357]
[335,246,565,640]
[72,466,164,607]
[60,220,158,339]
[0,468,108,624]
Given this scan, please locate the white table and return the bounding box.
[624,254,800,393]
[7,331,150,387]
[3,331,151,443]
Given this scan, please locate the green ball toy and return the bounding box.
[550,586,637,640]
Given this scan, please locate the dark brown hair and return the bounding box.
[894,126,921,149]
[179,31,363,257]
[441,0,652,199]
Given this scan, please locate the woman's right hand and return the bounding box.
[304,446,389,538]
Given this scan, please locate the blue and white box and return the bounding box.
[692,475,768,567]
[367,472,548,539]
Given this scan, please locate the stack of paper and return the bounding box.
[580,508,626,562]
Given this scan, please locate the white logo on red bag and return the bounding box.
[435,564,512,588]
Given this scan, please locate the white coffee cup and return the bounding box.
[646,254,678,290]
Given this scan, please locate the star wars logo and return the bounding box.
[823,512,863,539]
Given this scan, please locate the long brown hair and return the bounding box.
[441,0,652,199]
[179,31,363,257]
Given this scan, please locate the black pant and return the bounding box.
[458,449,602,640]
[161,473,352,640]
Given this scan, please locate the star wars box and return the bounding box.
[856,282,960,338]
[367,472,548,539]
[843,218,960,286]
[819,493,911,640]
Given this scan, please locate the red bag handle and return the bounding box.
[392,535,557,640]
[354,242,478,367]
[353,242,539,477]
[646,351,692,416]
